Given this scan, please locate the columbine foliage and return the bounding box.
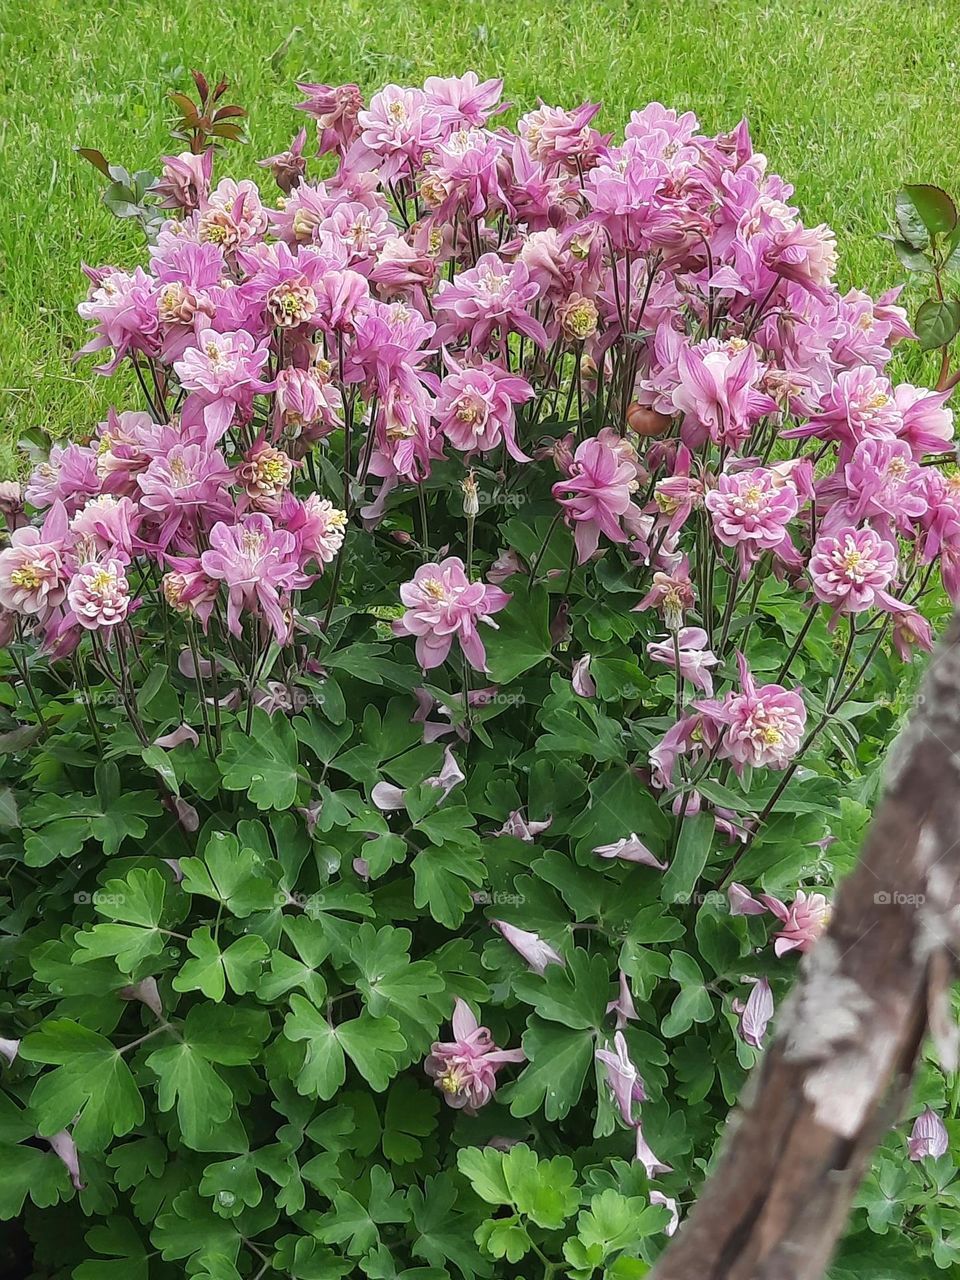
[0,71,958,1278]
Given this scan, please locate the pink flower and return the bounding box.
[424,998,524,1114]
[699,652,806,774]
[758,889,829,956]
[491,920,564,975]
[908,1107,949,1161]
[732,977,774,1048]
[894,384,954,457]
[705,468,800,578]
[295,81,363,154]
[137,444,233,548]
[892,609,935,661]
[174,328,272,443]
[47,1130,84,1192]
[819,437,926,541]
[257,128,307,194]
[0,503,69,616]
[636,1124,673,1178]
[0,1037,19,1066]
[69,495,140,560]
[808,525,903,617]
[649,1191,680,1237]
[67,558,131,630]
[571,654,596,697]
[519,100,604,171]
[596,1031,646,1127]
[423,72,505,129]
[434,253,547,350]
[26,442,101,515]
[426,128,505,220]
[763,223,837,296]
[647,627,720,695]
[281,494,347,568]
[237,443,294,503]
[634,558,696,629]
[607,971,639,1028]
[594,833,667,869]
[356,85,443,181]
[200,513,308,640]
[435,358,533,461]
[553,437,641,563]
[727,882,768,916]
[493,810,553,842]
[394,557,510,672]
[152,149,213,211]
[274,366,343,439]
[671,341,778,449]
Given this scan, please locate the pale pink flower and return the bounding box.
[119,976,164,1020]
[174,328,272,443]
[273,366,343,439]
[699,652,806,774]
[137,444,233,549]
[594,834,667,870]
[635,1124,673,1178]
[671,341,778,449]
[764,223,837,296]
[0,504,69,616]
[424,998,524,1114]
[553,437,641,563]
[518,100,604,171]
[727,882,768,916]
[281,494,347,568]
[492,810,553,842]
[295,81,363,154]
[0,1038,19,1066]
[634,557,696,629]
[237,443,294,503]
[758,889,829,956]
[908,1107,949,1161]
[434,253,547,350]
[491,920,564,975]
[152,149,213,212]
[435,358,533,461]
[732,977,774,1048]
[423,72,505,129]
[571,654,596,697]
[894,383,954,457]
[67,558,131,630]
[200,513,309,640]
[257,128,307,194]
[648,626,720,696]
[153,724,200,750]
[892,609,935,662]
[69,495,140,560]
[356,85,443,180]
[596,1031,646,1127]
[705,468,800,578]
[394,557,510,672]
[47,1130,84,1191]
[649,1191,680,1237]
[808,526,904,617]
[606,971,639,1029]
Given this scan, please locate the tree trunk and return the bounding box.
[652,615,960,1280]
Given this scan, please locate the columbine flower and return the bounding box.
[596,1031,646,1127]
[281,494,347,568]
[152,149,213,212]
[491,920,564,974]
[200,514,308,640]
[394,557,510,673]
[634,558,696,629]
[705,467,800,578]
[727,882,768,916]
[67,558,131,630]
[594,833,667,870]
[257,127,307,194]
[758,889,829,956]
[571,654,596,697]
[648,627,721,696]
[671,341,778,449]
[0,504,69,617]
[553,437,641,563]
[434,253,547,350]
[699,652,806,774]
[808,525,904,617]
[892,609,935,661]
[732,977,774,1048]
[435,358,533,461]
[174,328,272,443]
[492,810,553,842]
[424,999,524,1114]
[908,1107,949,1161]
[238,443,294,502]
[607,971,639,1028]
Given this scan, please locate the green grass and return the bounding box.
[1,0,957,473]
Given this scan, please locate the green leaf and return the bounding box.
[661,951,714,1037]
[902,183,958,238]
[179,831,279,917]
[75,1217,148,1280]
[483,585,552,683]
[508,1020,594,1121]
[512,948,610,1029]
[20,1020,144,1151]
[74,867,170,971]
[915,297,960,351]
[285,998,407,1097]
[218,710,301,809]
[173,927,270,1000]
[660,812,715,905]
[412,844,485,928]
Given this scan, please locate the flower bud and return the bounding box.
[461,472,480,518]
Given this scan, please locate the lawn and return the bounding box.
[0,0,957,474]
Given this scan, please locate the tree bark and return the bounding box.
[651,614,960,1280]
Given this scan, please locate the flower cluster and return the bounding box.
[0,72,954,1277]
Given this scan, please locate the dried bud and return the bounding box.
[461,472,480,518]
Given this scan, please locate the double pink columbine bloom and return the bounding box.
[424,998,524,1113]
[553,437,642,564]
[394,556,509,672]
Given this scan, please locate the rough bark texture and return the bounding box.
[651,614,960,1280]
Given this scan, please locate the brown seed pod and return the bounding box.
[626,403,672,437]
